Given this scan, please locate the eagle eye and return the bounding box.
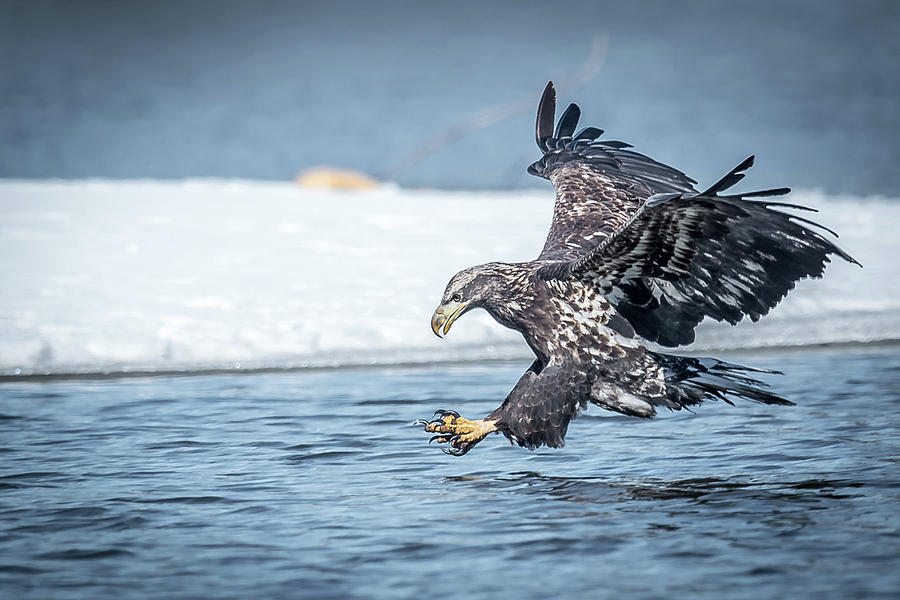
[451,293,462,302]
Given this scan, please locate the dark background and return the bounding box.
[2,0,898,192]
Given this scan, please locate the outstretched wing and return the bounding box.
[529,81,698,261]
[538,157,860,347]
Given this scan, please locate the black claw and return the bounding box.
[416,409,477,455]
[442,446,469,456]
[432,409,460,419]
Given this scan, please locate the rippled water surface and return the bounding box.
[2,348,899,599]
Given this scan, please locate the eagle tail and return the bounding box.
[650,352,794,409]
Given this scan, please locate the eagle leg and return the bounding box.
[414,411,498,456]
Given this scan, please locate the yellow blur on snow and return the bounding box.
[294,167,379,190]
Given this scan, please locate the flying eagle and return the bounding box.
[416,82,858,455]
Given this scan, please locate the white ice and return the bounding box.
[0,179,897,375]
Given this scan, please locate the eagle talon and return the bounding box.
[433,409,460,419]
[442,446,469,456]
[415,412,498,456]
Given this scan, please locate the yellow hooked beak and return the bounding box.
[431,301,468,338]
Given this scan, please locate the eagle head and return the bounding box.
[431,263,521,337]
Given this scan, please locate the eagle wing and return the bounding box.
[530,82,859,347]
[529,82,698,261]
[537,157,859,346]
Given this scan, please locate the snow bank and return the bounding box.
[1,179,896,375]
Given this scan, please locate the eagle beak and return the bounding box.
[431,301,467,338]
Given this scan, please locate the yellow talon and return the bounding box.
[418,412,498,455]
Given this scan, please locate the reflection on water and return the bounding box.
[0,348,898,599]
[469,472,868,503]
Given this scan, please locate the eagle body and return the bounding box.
[444,261,678,449]
[419,82,858,455]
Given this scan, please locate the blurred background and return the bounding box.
[3,0,899,191]
[2,0,899,376]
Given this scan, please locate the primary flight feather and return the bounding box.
[416,82,858,455]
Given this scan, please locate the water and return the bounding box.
[1,347,898,599]
[2,1,900,194]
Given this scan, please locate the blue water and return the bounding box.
[2,0,900,194]
[2,347,898,599]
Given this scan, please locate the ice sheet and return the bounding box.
[1,180,896,375]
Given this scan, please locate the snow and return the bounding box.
[1,179,897,376]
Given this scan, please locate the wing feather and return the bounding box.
[554,103,582,139]
[535,81,556,149]
[528,82,698,261]
[527,82,857,347]
[538,172,859,346]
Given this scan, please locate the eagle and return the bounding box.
[416,82,858,455]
